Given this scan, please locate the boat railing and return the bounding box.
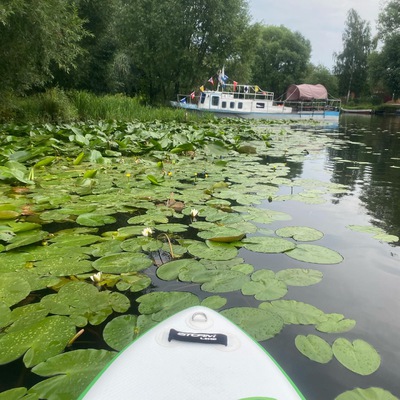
[283,98,341,112]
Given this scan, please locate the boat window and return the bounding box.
[238,102,243,109]
[222,101,227,109]
[211,96,219,106]
[230,102,235,109]
[256,103,265,109]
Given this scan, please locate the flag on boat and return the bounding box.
[218,69,228,85]
[208,77,214,85]
[199,85,205,92]
[233,81,238,91]
[190,91,195,99]
[180,97,187,103]
[254,85,259,92]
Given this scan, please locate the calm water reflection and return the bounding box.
[249,115,400,399]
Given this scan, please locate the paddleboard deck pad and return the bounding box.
[79,306,306,399]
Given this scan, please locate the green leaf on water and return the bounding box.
[188,241,238,261]
[285,244,343,264]
[0,315,75,367]
[242,270,287,301]
[93,252,152,273]
[332,338,381,376]
[190,270,250,293]
[260,300,327,325]
[201,295,227,309]
[103,314,138,351]
[334,387,399,400]
[276,268,323,287]
[0,387,38,400]
[275,226,324,242]
[137,291,200,321]
[0,274,31,307]
[221,307,284,341]
[295,334,333,363]
[241,236,296,253]
[316,313,356,333]
[29,349,116,400]
[76,213,116,227]
[40,282,130,326]
[5,230,49,251]
[156,259,204,281]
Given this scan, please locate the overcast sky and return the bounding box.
[248,0,382,69]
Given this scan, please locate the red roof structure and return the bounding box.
[285,84,328,101]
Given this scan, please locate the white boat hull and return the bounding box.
[79,306,306,400]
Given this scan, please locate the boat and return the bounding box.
[341,108,373,115]
[171,77,340,122]
[79,306,306,400]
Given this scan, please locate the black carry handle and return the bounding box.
[168,329,228,346]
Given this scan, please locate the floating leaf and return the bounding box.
[316,313,356,333]
[156,259,204,281]
[275,226,324,241]
[334,387,399,400]
[5,230,48,251]
[137,291,200,321]
[0,274,31,307]
[0,387,38,400]
[190,270,250,293]
[295,334,333,363]
[242,236,296,253]
[0,316,75,367]
[221,307,284,341]
[30,349,116,400]
[285,244,343,264]
[188,241,238,261]
[332,338,381,376]
[40,282,130,326]
[103,315,138,351]
[93,252,152,273]
[198,227,246,242]
[76,213,116,227]
[276,268,323,287]
[260,300,326,325]
[242,270,287,301]
[201,296,227,309]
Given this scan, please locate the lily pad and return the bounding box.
[93,252,153,273]
[40,281,130,326]
[76,213,117,227]
[103,314,138,351]
[0,316,75,367]
[275,226,324,242]
[242,236,296,254]
[156,259,204,281]
[0,274,31,307]
[188,241,238,261]
[260,300,327,325]
[0,387,38,399]
[137,291,200,321]
[332,338,381,376]
[190,270,250,293]
[316,313,356,333]
[29,349,116,400]
[242,270,287,301]
[5,230,49,251]
[295,334,333,363]
[197,227,246,242]
[221,307,284,341]
[201,296,227,309]
[276,268,323,287]
[285,244,343,264]
[334,387,399,400]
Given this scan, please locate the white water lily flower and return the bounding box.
[90,271,103,283]
[142,227,153,237]
[190,208,199,218]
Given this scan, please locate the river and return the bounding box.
[249,114,400,399]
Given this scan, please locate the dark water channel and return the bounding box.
[249,115,400,399]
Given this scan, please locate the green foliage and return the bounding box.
[334,9,374,98]
[251,25,312,95]
[0,0,88,93]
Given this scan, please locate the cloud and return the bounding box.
[249,0,381,68]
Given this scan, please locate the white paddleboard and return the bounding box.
[79,306,306,399]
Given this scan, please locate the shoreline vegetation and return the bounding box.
[1,89,399,125]
[0,89,211,124]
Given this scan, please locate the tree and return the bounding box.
[250,25,312,97]
[111,0,251,103]
[303,64,339,97]
[0,0,88,93]
[333,9,374,100]
[370,0,400,99]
